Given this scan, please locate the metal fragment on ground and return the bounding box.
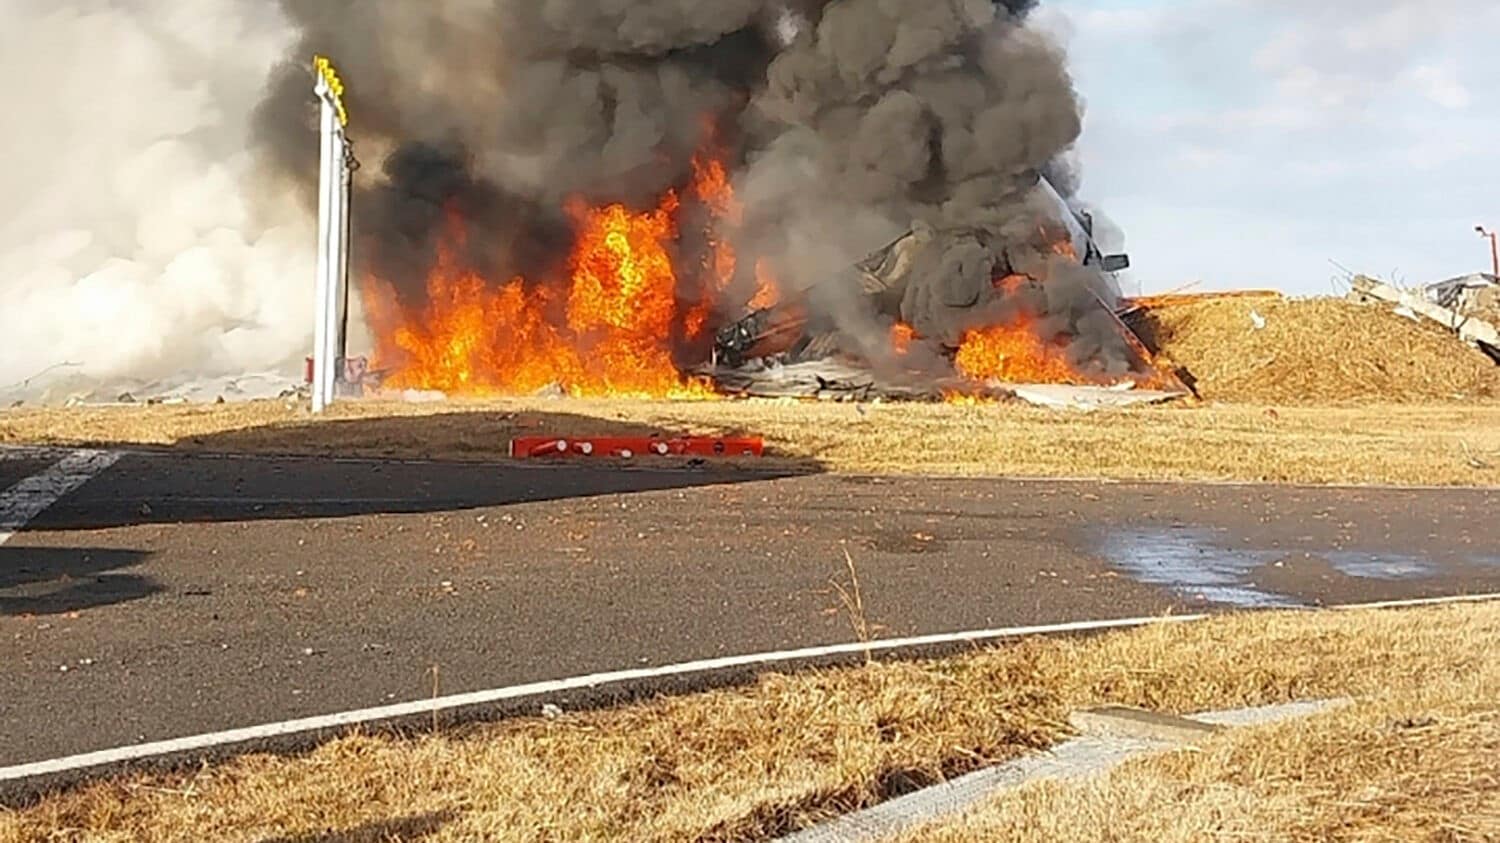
[1008,384,1186,411]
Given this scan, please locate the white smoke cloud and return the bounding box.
[0,1,313,393]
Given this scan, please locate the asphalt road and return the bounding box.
[2,449,1498,768]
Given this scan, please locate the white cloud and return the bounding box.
[1058,0,1499,292]
[1406,62,1472,110]
[1176,145,1242,171]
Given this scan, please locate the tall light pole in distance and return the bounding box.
[1478,225,1499,279]
[312,56,352,413]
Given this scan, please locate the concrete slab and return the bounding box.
[1070,706,1222,743]
[781,698,1345,842]
[1008,384,1186,411]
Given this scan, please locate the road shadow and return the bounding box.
[258,810,455,843]
[0,547,159,616]
[22,409,823,532]
[179,407,799,465]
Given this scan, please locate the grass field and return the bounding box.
[904,633,1499,842]
[3,601,1496,842]
[4,397,1499,487]
[3,299,1496,838]
[6,298,1498,486]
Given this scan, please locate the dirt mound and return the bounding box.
[1138,297,1500,405]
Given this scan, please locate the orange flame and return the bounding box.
[953,271,1088,387]
[1049,231,1078,260]
[953,319,1083,385]
[941,391,998,406]
[364,142,761,400]
[682,152,742,340]
[363,209,585,396]
[890,323,915,355]
[748,258,782,311]
[949,260,1116,393]
[367,187,719,399]
[563,194,715,398]
[364,157,1150,403]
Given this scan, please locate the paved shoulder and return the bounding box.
[2,451,1497,767]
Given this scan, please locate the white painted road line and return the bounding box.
[1324,592,1500,612]
[0,613,1208,783]
[0,449,120,547]
[4,592,1498,785]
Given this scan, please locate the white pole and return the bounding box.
[312,76,339,413]
[321,127,347,407]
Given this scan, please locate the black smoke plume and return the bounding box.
[254,0,1129,374]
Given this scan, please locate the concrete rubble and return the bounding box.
[1350,275,1500,364]
[0,371,307,409]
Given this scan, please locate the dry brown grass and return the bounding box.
[1141,297,1500,405]
[904,637,1499,842]
[5,295,1498,485]
[3,602,1496,842]
[4,396,1500,487]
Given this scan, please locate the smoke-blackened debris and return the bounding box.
[252,0,1151,390]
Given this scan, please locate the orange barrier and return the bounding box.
[510,436,765,459]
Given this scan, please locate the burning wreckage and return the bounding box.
[259,1,1188,406]
[706,179,1183,402]
[337,163,1187,405]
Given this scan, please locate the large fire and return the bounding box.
[361,157,1153,401]
[954,321,1083,384]
[952,272,1090,386]
[363,153,742,399]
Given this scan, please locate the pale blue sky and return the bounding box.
[1040,0,1498,294]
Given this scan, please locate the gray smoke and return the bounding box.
[253,0,1132,376]
[0,1,308,396]
[0,0,1120,403]
[254,0,797,313]
[730,0,1131,374]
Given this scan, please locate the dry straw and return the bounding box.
[5,603,1496,841]
[1144,297,1500,405]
